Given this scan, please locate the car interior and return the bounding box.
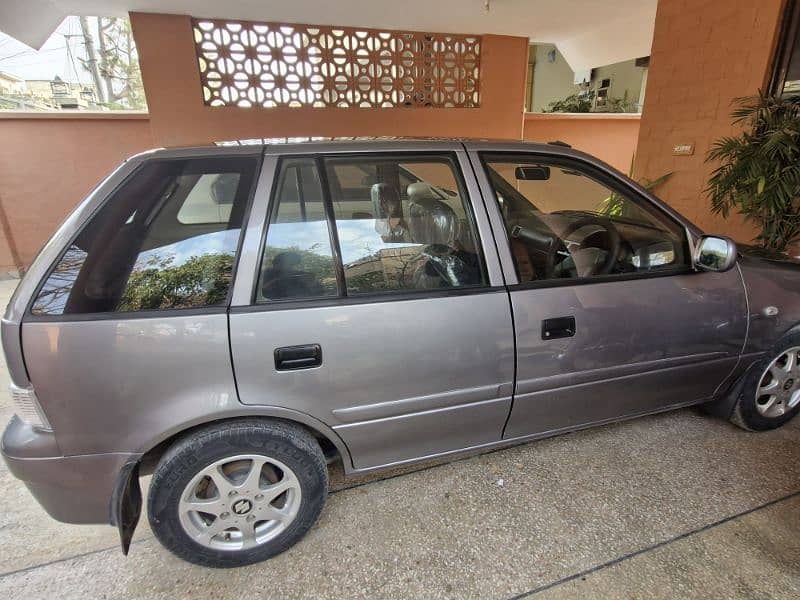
[258,159,485,301]
[484,160,688,282]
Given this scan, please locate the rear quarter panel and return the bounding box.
[21,313,238,455]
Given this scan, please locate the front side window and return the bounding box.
[31,157,257,315]
[482,155,688,283]
[325,156,485,294]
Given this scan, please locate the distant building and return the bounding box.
[0,73,101,110]
[25,76,99,109]
[0,71,25,95]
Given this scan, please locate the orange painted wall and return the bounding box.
[0,113,155,269]
[129,13,529,146]
[635,0,786,241]
[523,113,641,173]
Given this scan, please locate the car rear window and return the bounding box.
[30,156,258,316]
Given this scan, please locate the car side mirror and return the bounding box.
[694,235,737,272]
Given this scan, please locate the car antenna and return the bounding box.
[547,140,572,148]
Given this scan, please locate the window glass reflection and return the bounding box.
[31,158,256,315]
[258,160,337,301]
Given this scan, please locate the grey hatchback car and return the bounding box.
[3,139,800,567]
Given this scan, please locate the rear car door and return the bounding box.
[229,142,514,471]
[468,146,748,439]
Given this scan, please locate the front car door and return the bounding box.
[467,143,748,439]
[229,141,514,471]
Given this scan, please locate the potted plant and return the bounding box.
[706,93,800,252]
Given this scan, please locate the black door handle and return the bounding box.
[542,316,576,340]
[274,344,322,371]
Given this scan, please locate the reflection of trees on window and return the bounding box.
[343,246,425,293]
[260,245,338,300]
[30,246,87,315]
[30,157,255,315]
[118,252,235,311]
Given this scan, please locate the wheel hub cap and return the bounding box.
[756,347,800,418]
[178,454,302,552]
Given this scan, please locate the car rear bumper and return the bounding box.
[1,416,139,524]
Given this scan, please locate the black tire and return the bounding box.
[148,418,328,568]
[731,333,800,431]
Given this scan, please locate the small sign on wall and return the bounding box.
[672,143,695,156]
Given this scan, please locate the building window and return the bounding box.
[772,0,800,95]
[192,19,481,109]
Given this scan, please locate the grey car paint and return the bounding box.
[502,271,747,438]
[736,249,800,353]
[1,139,796,535]
[465,146,748,437]
[229,146,514,470]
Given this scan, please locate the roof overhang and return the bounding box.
[0,0,657,71]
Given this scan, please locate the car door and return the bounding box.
[228,143,514,471]
[467,145,748,439]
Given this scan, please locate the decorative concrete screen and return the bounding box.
[192,19,481,108]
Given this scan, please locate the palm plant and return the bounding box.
[706,93,800,252]
[599,155,672,216]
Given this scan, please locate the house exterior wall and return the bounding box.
[523,113,641,173]
[530,44,579,112]
[0,113,155,270]
[634,0,787,242]
[129,13,530,146]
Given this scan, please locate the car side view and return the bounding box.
[3,139,800,568]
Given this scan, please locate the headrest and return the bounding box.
[406,182,437,201]
[408,198,458,246]
[370,183,402,219]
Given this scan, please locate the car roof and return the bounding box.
[133,137,582,161]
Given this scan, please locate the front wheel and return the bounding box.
[148,419,328,568]
[731,336,800,431]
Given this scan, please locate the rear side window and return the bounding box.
[255,153,487,303]
[325,157,484,294]
[257,159,338,301]
[31,157,257,316]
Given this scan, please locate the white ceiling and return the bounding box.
[0,0,657,71]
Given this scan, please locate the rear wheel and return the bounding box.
[732,337,800,431]
[148,419,328,567]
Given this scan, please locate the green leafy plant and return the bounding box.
[544,90,639,114]
[599,155,672,216]
[602,92,639,114]
[706,93,800,252]
[543,91,594,113]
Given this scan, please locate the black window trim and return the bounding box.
[25,153,263,322]
[250,150,492,307]
[477,151,696,291]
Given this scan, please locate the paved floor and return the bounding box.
[0,277,798,599]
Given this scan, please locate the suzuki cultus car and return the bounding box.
[3,139,800,567]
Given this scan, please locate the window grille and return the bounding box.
[192,19,481,108]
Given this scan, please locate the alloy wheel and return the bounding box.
[755,347,800,418]
[178,454,302,551]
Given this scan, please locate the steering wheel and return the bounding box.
[557,216,622,277]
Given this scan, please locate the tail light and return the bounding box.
[9,383,51,431]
